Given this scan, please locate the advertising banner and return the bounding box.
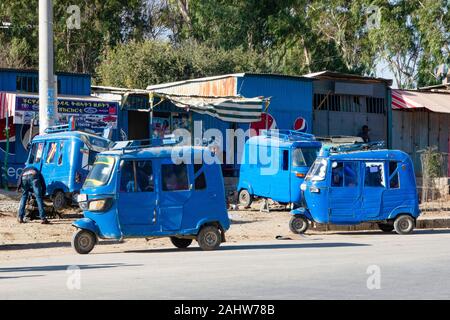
[14,96,118,129]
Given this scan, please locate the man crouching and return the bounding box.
[17,166,49,224]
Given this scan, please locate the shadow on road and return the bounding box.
[0,240,122,251]
[0,275,45,280]
[124,242,370,254]
[0,263,142,274]
[329,229,450,236]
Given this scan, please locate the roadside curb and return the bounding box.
[310,216,450,232]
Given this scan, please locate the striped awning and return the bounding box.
[392,89,450,113]
[0,92,15,119]
[159,94,267,123]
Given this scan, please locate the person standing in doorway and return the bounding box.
[360,125,371,143]
[17,166,49,224]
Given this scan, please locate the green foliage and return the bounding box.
[95,40,272,88]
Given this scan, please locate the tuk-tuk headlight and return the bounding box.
[300,183,307,191]
[88,198,113,212]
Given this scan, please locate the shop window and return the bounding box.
[162,164,189,191]
[366,97,385,114]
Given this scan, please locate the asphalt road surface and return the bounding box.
[1,230,450,299]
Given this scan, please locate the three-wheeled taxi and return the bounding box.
[289,143,420,235]
[72,144,230,254]
[26,126,112,211]
[237,130,322,207]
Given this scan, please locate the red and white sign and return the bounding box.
[249,112,277,136]
[293,116,308,132]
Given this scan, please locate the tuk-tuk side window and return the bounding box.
[136,161,154,192]
[194,164,207,190]
[34,143,45,163]
[28,143,37,163]
[331,161,359,187]
[364,162,386,188]
[46,142,58,164]
[389,161,400,189]
[57,142,64,166]
[282,150,289,171]
[120,161,136,193]
[162,164,189,191]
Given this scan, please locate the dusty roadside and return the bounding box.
[1,190,450,263]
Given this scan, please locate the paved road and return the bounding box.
[1,230,450,299]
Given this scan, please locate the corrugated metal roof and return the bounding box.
[304,70,393,86]
[392,89,450,113]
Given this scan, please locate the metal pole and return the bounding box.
[39,0,56,134]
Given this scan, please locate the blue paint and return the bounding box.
[237,130,322,205]
[73,145,230,252]
[291,148,420,230]
[25,130,112,208]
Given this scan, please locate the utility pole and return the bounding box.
[39,0,56,134]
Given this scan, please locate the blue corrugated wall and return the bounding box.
[237,74,314,133]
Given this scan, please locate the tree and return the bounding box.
[95,40,272,88]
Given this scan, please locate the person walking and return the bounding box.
[17,166,49,224]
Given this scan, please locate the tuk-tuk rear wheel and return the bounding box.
[197,226,222,251]
[394,215,415,235]
[72,229,97,254]
[52,191,66,211]
[238,189,253,208]
[170,237,193,249]
[289,215,309,234]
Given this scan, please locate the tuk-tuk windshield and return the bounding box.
[83,155,115,188]
[292,147,321,167]
[305,158,328,181]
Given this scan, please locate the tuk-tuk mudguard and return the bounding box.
[387,206,420,220]
[237,181,254,195]
[72,218,101,236]
[290,208,314,221]
[195,218,230,234]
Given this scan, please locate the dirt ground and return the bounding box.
[0,192,294,262]
[1,190,449,263]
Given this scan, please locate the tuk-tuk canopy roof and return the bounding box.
[246,135,322,149]
[102,145,210,159]
[32,130,113,151]
[326,149,410,162]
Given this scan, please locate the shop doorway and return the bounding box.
[128,111,149,140]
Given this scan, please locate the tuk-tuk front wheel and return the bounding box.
[72,229,97,254]
[394,215,415,235]
[197,226,222,251]
[238,189,253,208]
[289,215,309,234]
[170,237,193,249]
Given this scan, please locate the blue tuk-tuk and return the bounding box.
[289,143,420,235]
[26,127,112,211]
[237,130,322,207]
[72,143,230,254]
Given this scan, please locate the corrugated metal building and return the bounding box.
[304,71,393,144]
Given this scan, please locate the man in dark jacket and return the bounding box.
[17,166,49,224]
